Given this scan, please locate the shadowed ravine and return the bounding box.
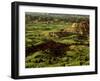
[26,40,89,57]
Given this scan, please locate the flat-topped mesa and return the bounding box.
[45,20,89,38]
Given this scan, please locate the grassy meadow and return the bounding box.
[25,12,89,68]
